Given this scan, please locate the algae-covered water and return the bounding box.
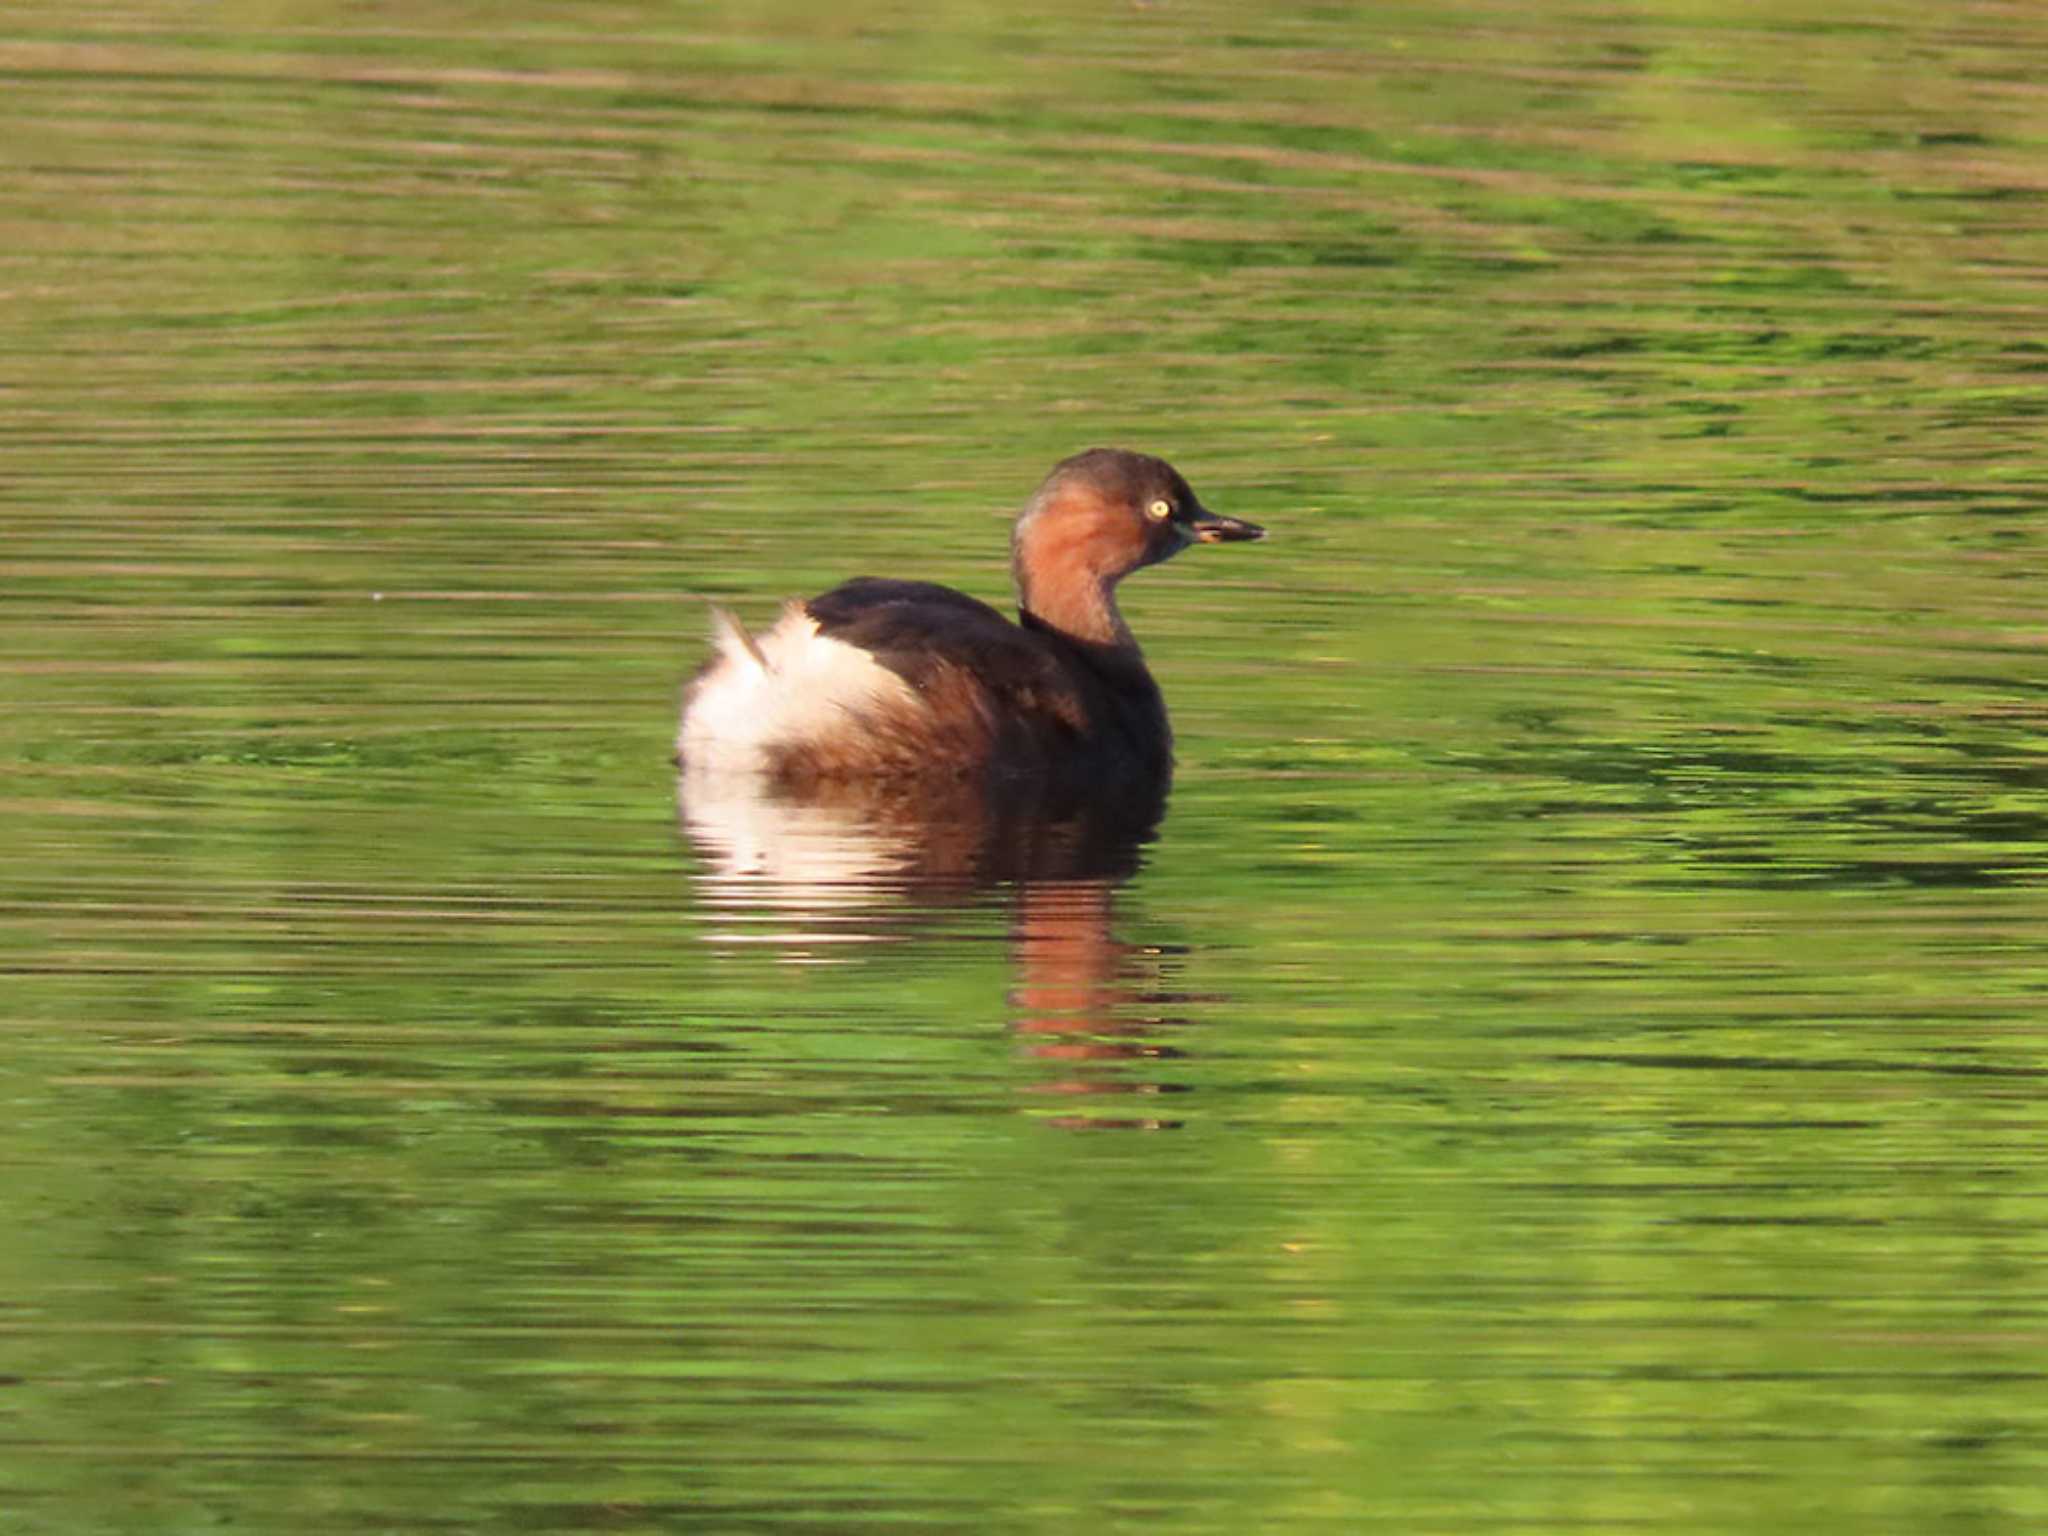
[5,2,2048,1530]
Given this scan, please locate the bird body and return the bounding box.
[677,449,1263,790]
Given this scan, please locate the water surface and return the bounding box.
[4,2,2048,1530]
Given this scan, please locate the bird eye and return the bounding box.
[1147,499,1172,521]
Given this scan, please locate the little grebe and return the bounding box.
[676,448,1265,787]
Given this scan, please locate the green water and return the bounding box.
[5,2,2048,1530]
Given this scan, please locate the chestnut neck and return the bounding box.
[1016,562,1135,652]
[1017,562,1164,756]
[1010,496,1164,748]
[1015,559,1171,776]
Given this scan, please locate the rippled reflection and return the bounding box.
[1008,877,1189,1132]
[679,767,1185,1127]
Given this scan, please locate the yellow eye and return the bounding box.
[1147,499,1172,521]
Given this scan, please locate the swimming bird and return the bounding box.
[677,449,1264,792]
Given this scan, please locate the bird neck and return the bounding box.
[1017,564,1135,652]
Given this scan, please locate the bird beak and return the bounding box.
[1186,506,1267,543]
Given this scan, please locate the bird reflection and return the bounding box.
[678,767,1185,1128]
[1006,877,1189,1131]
